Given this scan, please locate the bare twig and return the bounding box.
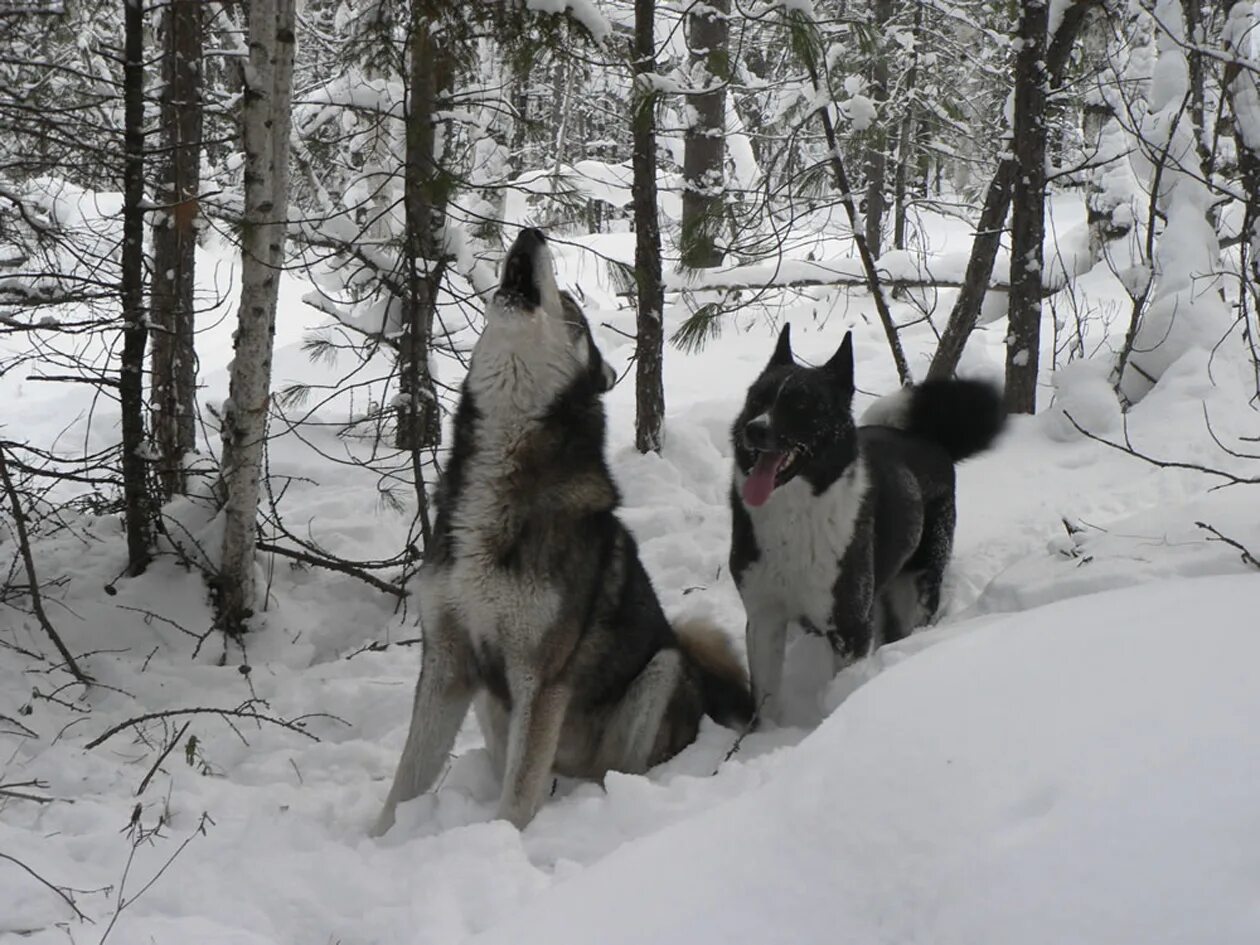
[0,445,92,684]
[1063,412,1260,489]
[135,721,192,796]
[1195,522,1260,570]
[98,812,211,945]
[343,635,422,660]
[0,778,52,803]
[0,851,91,923]
[256,539,406,598]
[715,695,768,774]
[86,706,322,750]
[0,711,38,738]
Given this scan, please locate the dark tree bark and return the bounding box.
[1004,0,1050,415]
[396,12,450,458]
[927,0,1099,382]
[150,0,204,500]
[632,0,665,453]
[892,2,922,252]
[927,161,1018,381]
[1181,0,1212,177]
[863,0,894,256]
[120,0,151,576]
[680,0,729,269]
[1223,2,1260,388]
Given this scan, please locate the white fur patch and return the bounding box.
[469,309,590,417]
[468,241,590,417]
[860,386,913,430]
[735,458,869,633]
[433,242,591,654]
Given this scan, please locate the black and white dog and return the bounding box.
[374,228,752,834]
[729,324,1005,723]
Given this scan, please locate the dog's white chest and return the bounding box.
[737,459,868,631]
[437,422,560,653]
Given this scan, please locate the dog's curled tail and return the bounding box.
[674,617,755,729]
[863,378,1006,462]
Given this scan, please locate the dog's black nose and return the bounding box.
[743,415,773,450]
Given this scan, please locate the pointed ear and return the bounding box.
[769,323,793,367]
[824,331,854,392]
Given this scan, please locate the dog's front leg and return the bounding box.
[745,610,788,727]
[372,611,474,837]
[497,677,571,829]
[829,541,877,674]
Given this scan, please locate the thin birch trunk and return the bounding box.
[216,0,297,634]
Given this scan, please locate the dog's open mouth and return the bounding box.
[741,444,806,507]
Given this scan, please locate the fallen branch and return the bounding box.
[256,539,406,598]
[1063,412,1260,490]
[86,706,322,750]
[0,445,92,685]
[616,272,1019,298]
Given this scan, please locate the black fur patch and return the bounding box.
[496,228,548,308]
[904,378,1006,462]
[730,357,859,496]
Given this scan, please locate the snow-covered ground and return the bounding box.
[2,195,1258,943]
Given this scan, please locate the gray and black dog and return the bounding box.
[374,228,752,834]
[729,324,1005,724]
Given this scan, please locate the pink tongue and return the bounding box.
[742,451,786,507]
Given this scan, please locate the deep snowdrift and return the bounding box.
[473,574,1260,945]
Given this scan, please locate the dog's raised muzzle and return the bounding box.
[497,227,547,309]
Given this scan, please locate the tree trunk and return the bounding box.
[680,0,729,269]
[216,0,297,634]
[927,0,1099,382]
[1222,2,1260,390]
[1082,6,1116,262]
[120,0,151,576]
[1004,0,1050,415]
[925,160,1016,381]
[1181,0,1212,178]
[396,14,449,457]
[892,2,922,252]
[863,0,894,257]
[632,0,665,454]
[150,0,204,500]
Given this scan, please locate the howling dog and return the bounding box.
[374,228,752,834]
[729,325,1005,724]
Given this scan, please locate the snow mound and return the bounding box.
[473,574,1260,945]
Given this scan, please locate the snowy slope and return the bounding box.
[471,574,1260,945]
